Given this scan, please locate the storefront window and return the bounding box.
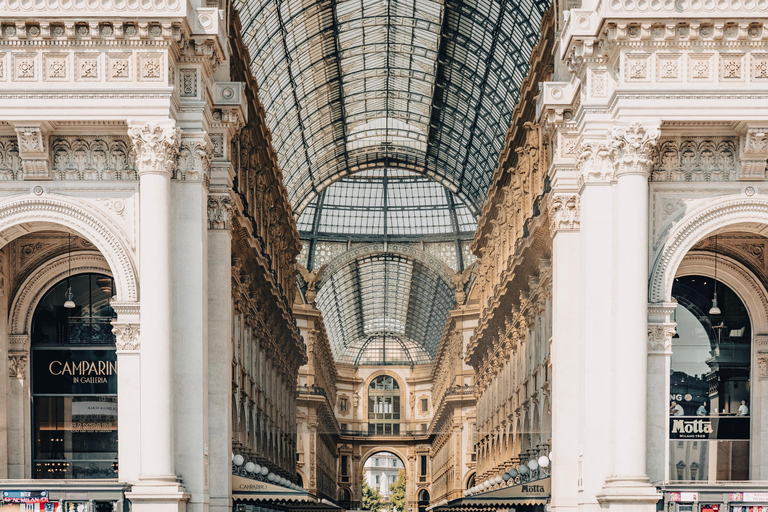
[31,273,118,479]
[670,275,751,481]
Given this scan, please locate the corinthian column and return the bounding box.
[126,121,188,511]
[600,123,661,508]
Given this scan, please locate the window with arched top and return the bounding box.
[31,273,118,479]
[367,376,401,435]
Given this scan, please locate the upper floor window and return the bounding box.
[368,376,400,435]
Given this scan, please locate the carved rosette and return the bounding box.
[207,194,233,230]
[112,323,140,351]
[548,194,580,233]
[647,323,676,355]
[610,122,660,178]
[127,121,181,176]
[8,353,28,378]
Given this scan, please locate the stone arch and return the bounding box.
[359,448,408,480]
[676,251,768,334]
[650,197,768,303]
[463,470,476,490]
[9,250,112,335]
[0,195,137,302]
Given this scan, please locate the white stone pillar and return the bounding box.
[208,165,234,512]
[126,120,189,511]
[646,304,677,484]
[577,142,615,511]
[599,123,661,508]
[112,302,142,483]
[547,194,580,512]
[7,349,28,478]
[173,133,213,512]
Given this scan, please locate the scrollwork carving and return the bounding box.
[207,194,233,230]
[610,122,660,178]
[651,138,737,182]
[112,323,140,351]
[127,121,181,176]
[547,194,580,233]
[647,323,676,354]
[8,353,27,378]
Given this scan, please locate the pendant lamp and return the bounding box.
[709,234,721,315]
[63,233,76,309]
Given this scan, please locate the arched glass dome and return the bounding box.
[297,169,476,239]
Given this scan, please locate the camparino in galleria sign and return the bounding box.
[33,349,117,395]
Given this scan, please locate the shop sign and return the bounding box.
[669,417,749,440]
[731,493,768,502]
[33,349,116,395]
[669,492,699,502]
[2,490,49,503]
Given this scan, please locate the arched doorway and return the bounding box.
[31,272,118,478]
[362,451,406,512]
[417,489,430,512]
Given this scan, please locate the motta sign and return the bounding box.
[671,418,713,438]
[521,484,547,494]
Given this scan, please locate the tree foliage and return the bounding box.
[389,469,406,512]
[361,470,385,512]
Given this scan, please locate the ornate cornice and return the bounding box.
[127,121,181,176]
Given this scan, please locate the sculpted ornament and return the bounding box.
[547,194,580,232]
[647,323,676,354]
[296,263,328,304]
[758,355,768,380]
[127,121,181,176]
[8,353,27,378]
[610,122,660,178]
[113,323,140,351]
[577,142,614,185]
[207,194,233,230]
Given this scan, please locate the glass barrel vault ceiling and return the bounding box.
[297,169,476,238]
[234,0,551,215]
[314,253,455,365]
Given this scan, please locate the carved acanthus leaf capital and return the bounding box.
[177,136,214,182]
[647,323,676,355]
[547,194,580,233]
[577,141,614,186]
[207,193,233,230]
[128,121,181,176]
[112,323,140,351]
[610,122,660,178]
[8,352,27,378]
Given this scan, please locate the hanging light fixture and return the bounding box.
[709,234,721,315]
[63,233,76,309]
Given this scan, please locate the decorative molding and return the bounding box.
[547,194,580,232]
[8,352,27,379]
[51,136,137,180]
[207,193,233,230]
[577,141,614,186]
[112,322,140,351]
[651,137,738,182]
[127,121,181,177]
[758,355,768,380]
[0,137,21,180]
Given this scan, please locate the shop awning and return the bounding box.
[231,475,341,510]
[429,477,550,511]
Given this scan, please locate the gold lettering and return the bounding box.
[98,361,106,375]
[49,361,62,375]
[61,362,73,375]
[108,361,116,375]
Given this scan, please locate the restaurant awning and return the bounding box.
[429,477,550,511]
[231,475,341,511]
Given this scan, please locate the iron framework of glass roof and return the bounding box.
[314,253,454,365]
[235,0,550,216]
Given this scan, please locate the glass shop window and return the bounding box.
[669,275,750,481]
[31,273,118,479]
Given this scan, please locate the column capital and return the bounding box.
[576,141,614,187]
[647,323,676,355]
[738,125,768,180]
[547,193,580,233]
[127,120,181,177]
[177,132,213,183]
[12,121,51,180]
[610,122,660,179]
[207,193,234,231]
[113,322,140,351]
[8,352,27,379]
